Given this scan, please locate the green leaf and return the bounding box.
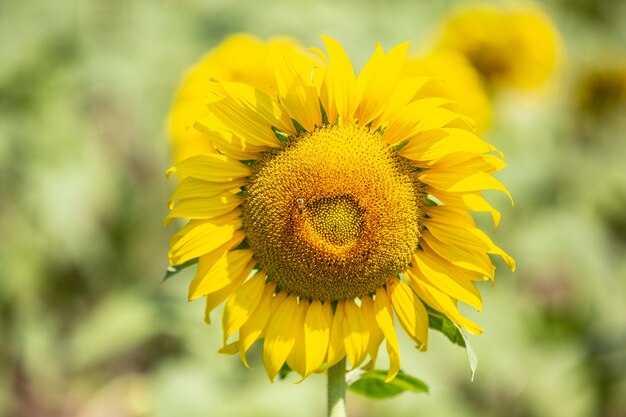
[348,370,429,399]
[162,258,198,282]
[460,328,478,381]
[426,307,478,380]
[426,307,465,347]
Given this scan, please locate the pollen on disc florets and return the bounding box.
[242,124,427,301]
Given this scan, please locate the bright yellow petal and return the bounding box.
[326,300,346,367]
[360,296,384,369]
[263,295,300,381]
[165,192,242,225]
[429,188,502,227]
[421,230,495,278]
[400,128,500,165]
[413,249,483,311]
[204,271,248,324]
[167,154,251,182]
[343,298,369,369]
[388,279,428,350]
[188,249,255,301]
[168,177,246,209]
[203,84,288,148]
[420,166,513,205]
[286,300,309,377]
[168,210,243,266]
[217,79,296,135]
[222,271,267,344]
[194,116,272,161]
[239,281,276,367]
[406,269,483,335]
[303,300,332,377]
[267,45,322,132]
[372,76,442,131]
[356,42,408,125]
[374,287,401,382]
[426,205,515,271]
[321,35,358,123]
[382,97,458,146]
[415,106,476,133]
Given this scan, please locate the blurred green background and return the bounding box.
[1,0,626,416]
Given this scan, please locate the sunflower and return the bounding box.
[166,35,515,382]
[434,3,561,90]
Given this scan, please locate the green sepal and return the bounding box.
[272,126,290,142]
[393,140,409,151]
[162,258,198,282]
[291,119,306,134]
[278,363,293,380]
[320,101,329,125]
[348,369,429,399]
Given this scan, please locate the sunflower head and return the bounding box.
[435,3,561,89]
[166,35,515,382]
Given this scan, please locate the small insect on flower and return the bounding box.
[296,196,305,214]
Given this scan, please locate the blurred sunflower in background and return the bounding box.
[574,58,626,122]
[165,35,514,382]
[434,3,561,90]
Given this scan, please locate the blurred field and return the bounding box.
[1,0,626,416]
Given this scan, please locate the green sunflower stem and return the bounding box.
[327,358,347,417]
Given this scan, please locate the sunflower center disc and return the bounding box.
[243,124,427,301]
[304,195,364,247]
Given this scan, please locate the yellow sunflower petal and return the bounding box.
[406,269,483,335]
[188,250,255,301]
[167,154,251,182]
[217,79,296,135]
[426,205,515,271]
[267,45,322,132]
[388,279,428,350]
[382,97,458,145]
[168,210,243,266]
[374,287,401,382]
[326,300,346,367]
[204,271,248,324]
[356,42,409,125]
[165,192,242,225]
[167,177,246,209]
[194,116,271,161]
[222,271,267,344]
[303,300,332,377]
[400,128,500,165]
[263,295,300,381]
[360,296,384,369]
[420,166,513,205]
[321,35,358,123]
[286,300,309,377]
[372,77,442,131]
[343,298,369,369]
[203,86,287,148]
[412,249,483,311]
[415,106,476,133]
[429,188,502,227]
[239,281,276,367]
[421,230,495,278]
